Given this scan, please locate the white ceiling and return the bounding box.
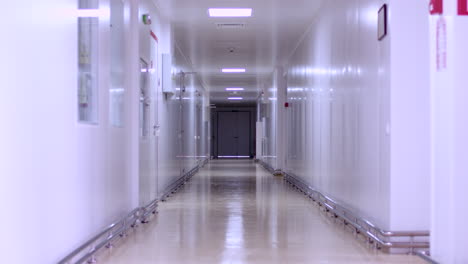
[155,0,323,104]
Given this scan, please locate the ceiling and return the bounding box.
[155,0,323,104]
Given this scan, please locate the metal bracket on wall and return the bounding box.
[273,169,284,177]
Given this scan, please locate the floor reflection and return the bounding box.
[98,160,425,264]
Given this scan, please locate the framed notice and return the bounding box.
[378,4,387,41]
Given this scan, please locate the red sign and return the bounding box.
[436,17,447,72]
[459,0,468,15]
[429,0,443,15]
[150,30,159,42]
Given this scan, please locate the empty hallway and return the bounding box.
[2,0,468,263]
[98,160,424,264]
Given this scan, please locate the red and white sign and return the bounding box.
[436,17,447,72]
[429,0,443,15]
[459,0,468,15]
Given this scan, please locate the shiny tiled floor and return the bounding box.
[99,160,425,264]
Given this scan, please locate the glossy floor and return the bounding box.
[99,160,425,264]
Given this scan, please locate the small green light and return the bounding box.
[142,14,152,25]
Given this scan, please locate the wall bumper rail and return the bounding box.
[415,250,439,264]
[283,172,430,253]
[258,160,276,174]
[60,160,207,263]
[58,198,159,264]
[160,162,204,202]
[200,158,209,168]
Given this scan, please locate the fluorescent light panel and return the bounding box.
[228,97,243,100]
[222,68,246,73]
[226,88,244,91]
[208,8,252,17]
[218,156,250,158]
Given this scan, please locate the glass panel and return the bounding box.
[140,59,149,137]
[109,0,125,127]
[78,0,99,123]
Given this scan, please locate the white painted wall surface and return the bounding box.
[261,0,431,231]
[260,75,278,169]
[0,0,208,263]
[138,0,162,207]
[280,0,392,228]
[137,0,209,202]
[429,1,468,263]
[388,0,430,231]
[0,0,138,263]
[157,41,209,195]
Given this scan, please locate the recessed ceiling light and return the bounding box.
[226,88,244,91]
[228,97,243,100]
[208,8,252,17]
[222,68,246,73]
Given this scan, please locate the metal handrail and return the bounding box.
[160,165,199,201]
[282,172,430,251]
[59,160,207,264]
[258,160,275,174]
[415,250,439,264]
[58,202,154,264]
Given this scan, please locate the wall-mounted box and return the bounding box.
[162,53,174,95]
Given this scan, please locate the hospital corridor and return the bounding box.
[0,0,467,263]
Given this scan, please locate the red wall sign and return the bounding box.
[150,30,159,42]
[429,0,443,15]
[459,0,468,15]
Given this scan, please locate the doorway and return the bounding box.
[217,111,251,158]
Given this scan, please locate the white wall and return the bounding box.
[157,41,210,195]
[0,0,209,263]
[259,75,278,169]
[138,0,163,207]
[259,67,287,171]
[137,0,210,203]
[429,1,468,263]
[388,0,431,231]
[0,0,138,263]
[260,0,430,232]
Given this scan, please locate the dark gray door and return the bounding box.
[236,112,250,156]
[217,111,250,157]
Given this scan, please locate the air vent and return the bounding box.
[216,23,246,29]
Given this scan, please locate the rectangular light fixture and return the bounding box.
[208,8,252,17]
[222,68,246,73]
[228,97,243,100]
[218,156,250,158]
[226,88,244,91]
